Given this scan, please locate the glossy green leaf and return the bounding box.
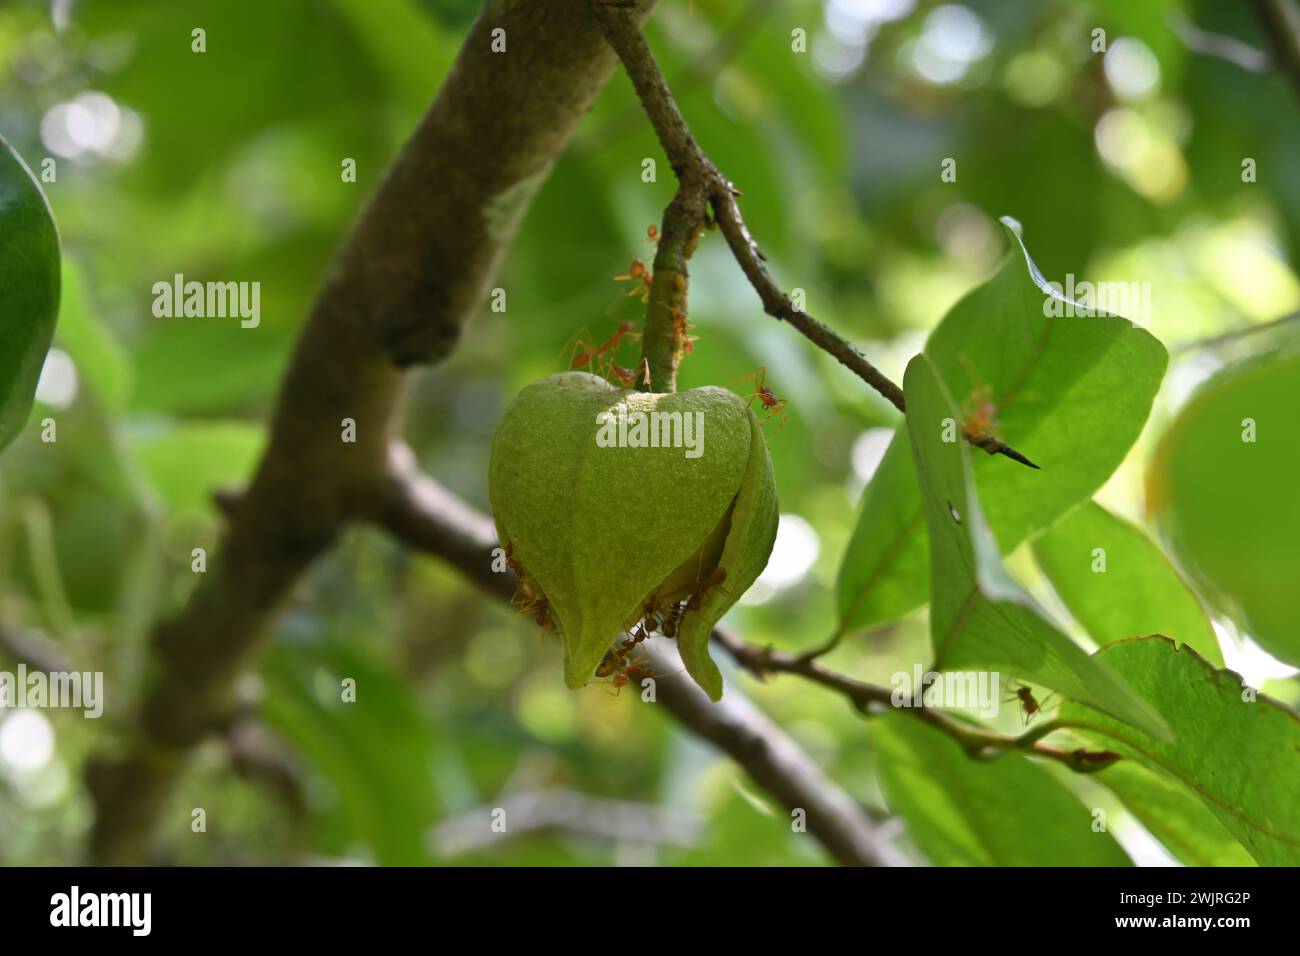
[1061,636,1300,866]
[904,353,1166,738]
[837,220,1166,634]
[1033,500,1221,665]
[873,711,1132,866]
[0,137,60,453]
[1146,351,1300,666]
[1096,760,1255,867]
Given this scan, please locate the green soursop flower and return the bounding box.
[488,371,778,700]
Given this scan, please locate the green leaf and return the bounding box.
[0,137,60,453]
[904,353,1167,739]
[1060,636,1300,866]
[1147,350,1300,666]
[873,712,1132,866]
[1033,500,1222,665]
[55,258,132,411]
[261,639,438,865]
[1095,761,1255,867]
[128,420,264,513]
[837,220,1166,634]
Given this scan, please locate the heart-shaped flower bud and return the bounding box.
[489,371,778,699]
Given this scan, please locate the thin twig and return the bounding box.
[375,466,1121,782]
[0,621,73,673]
[593,2,1037,467]
[580,0,776,150]
[708,630,1120,774]
[1167,11,1271,73]
[1172,309,1300,354]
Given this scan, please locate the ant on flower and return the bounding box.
[592,642,654,695]
[739,366,788,426]
[684,567,731,613]
[570,321,640,383]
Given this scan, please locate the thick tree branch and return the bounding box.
[594,3,1038,467]
[86,0,655,865]
[0,620,72,673]
[1251,0,1300,99]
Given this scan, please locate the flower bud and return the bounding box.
[489,371,778,699]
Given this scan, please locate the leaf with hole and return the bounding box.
[903,353,1167,739]
[837,219,1166,635]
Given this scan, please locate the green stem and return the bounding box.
[638,185,707,393]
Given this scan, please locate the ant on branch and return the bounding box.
[613,259,653,303]
[739,366,788,426]
[671,308,698,357]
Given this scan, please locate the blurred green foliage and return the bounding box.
[1,0,1298,866]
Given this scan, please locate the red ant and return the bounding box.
[622,620,651,650]
[592,642,682,696]
[511,582,555,642]
[671,308,698,357]
[660,602,684,638]
[645,224,660,247]
[570,321,639,378]
[958,356,1002,449]
[592,642,650,695]
[685,567,731,613]
[955,355,1038,467]
[613,259,653,303]
[607,358,649,389]
[740,366,788,426]
[505,543,556,641]
[638,593,681,638]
